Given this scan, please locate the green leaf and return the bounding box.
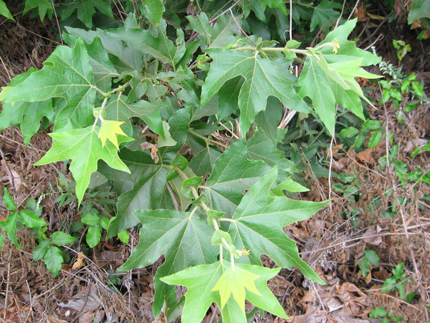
[187,13,238,49]
[162,261,288,323]
[3,188,17,211]
[33,239,51,261]
[212,230,232,246]
[212,265,261,313]
[246,130,295,171]
[44,246,63,276]
[19,210,46,228]
[0,68,54,145]
[24,0,52,21]
[339,127,359,138]
[64,35,119,93]
[368,130,382,149]
[319,19,381,65]
[181,177,203,199]
[271,178,309,195]
[1,212,21,249]
[298,56,336,134]
[408,0,430,24]
[107,19,185,68]
[2,39,97,131]
[0,0,14,21]
[202,48,311,134]
[310,0,342,32]
[228,167,328,283]
[217,77,243,120]
[60,0,114,29]
[81,213,100,226]
[254,97,283,145]
[392,262,405,280]
[106,109,191,237]
[105,94,163,137]
[203,140,271,219]
[382,277,397,293]
[118,229,129,244]
[50,231,77,246]
[119,209,217,318]
[141,0,164,25]
[34,126,130,204]
[86,225,102,248]
[364,250,380,267]
[369,307,387,318]
[189,145,222,176]
[359,258,370,277]
[65,27,144,73]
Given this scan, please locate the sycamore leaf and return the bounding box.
[106,19,185,68]
[201,49,311,134]
[98,120,129,149]
[228,166,329,284]
[0,99,53,145]
[119,209,217,318]
[318,19,381,65]
[24,0,52,21]
[60,0,114,29]
[203,140,271,219]
[104,94,164,137]
[0,0,14,21]
[65,27,144,73]
[212,265,260,313]
[63,35,119,93]
[34,126,131,203]
[106,109,191,237]
[298,56,336,134]
[311,0,342,32]
[162,261,288,323]
[2,38,97,132]
[189,145,221,176]
[187,13,238,48]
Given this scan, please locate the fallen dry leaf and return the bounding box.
[72,251,86,270]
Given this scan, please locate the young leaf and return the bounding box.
[201,48,311,134]
[228,166,329,283]
[119,209,217,318]
[1,39,97,131]
[212,265,261,313]
[1,212,22,249]
[310,0,342,32]
[33,239,51,261]
[86,225,102,248]
[60,0,114,29]
[51,231,77,246]
[44,246,63,276]
[35,126,131,203]
[81,213,100,226]
[3,188,17,211]
[98,120,129,149]
[19,210,46,228]
[162,261,288,323]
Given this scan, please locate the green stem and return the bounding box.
[188,130,230,149]
[218,218,235,223]
[189,57,212,70]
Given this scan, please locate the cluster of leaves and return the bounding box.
[0,1,385,321]
[0,188,76,275]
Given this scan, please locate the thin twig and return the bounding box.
[0,56,11,82]
[50,0,63,44]
[289,0,293,41]
[3,251,12,320]
[335,0,347,29]
[166,182,180,211]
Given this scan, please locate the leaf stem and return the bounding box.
[188,130,230,149]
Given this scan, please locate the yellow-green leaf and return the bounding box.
[98,119,129,149]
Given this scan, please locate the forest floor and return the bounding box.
[0,5,430,323]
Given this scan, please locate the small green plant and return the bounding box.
[0,188,76,276]
[369,307,402,323]
[392,39,411,62]
[359,249,380,277]
[340,118,383,150]
[382,262,415,302]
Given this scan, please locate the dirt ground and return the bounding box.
[1,4,430,323]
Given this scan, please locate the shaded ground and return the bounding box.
[1,4,430,323]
